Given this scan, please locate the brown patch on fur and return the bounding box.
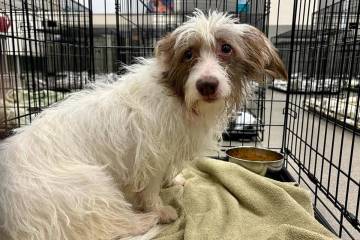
[221,58,252,110]
[155,23,287,110]
[155,34,202,99]
[238,25,288,81]
[213,26,288,110]
[155,33,175,59]
[216,26,288,82]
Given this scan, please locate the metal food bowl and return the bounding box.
[225,147,284,176]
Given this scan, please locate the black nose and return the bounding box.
[196,77,219,96]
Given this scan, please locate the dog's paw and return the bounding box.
[173,174,186,186]
[162,174,186,188]
[156,205,178,224]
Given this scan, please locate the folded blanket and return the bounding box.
[154,158,337,240]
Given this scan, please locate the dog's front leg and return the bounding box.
[134,175,178,224]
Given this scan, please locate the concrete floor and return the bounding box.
[222,89,360,239]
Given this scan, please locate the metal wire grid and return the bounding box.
[281,0,360,238]
[0,0,92,137]
[1,0,359,239]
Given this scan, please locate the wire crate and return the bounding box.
[281,0,360,238]
[0,0,359,239]
[0,0,92,137]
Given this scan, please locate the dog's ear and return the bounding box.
[236,24,288,81]
[155,33,176,61]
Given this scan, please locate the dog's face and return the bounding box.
[156,10,287,115]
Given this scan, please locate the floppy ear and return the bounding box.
[155,33,176,61]
[236,24,288,81]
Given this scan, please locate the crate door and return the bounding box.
[281,0,360,238]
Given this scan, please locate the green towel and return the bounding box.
[155,158,337,240]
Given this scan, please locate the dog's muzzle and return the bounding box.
[196,76,219,102]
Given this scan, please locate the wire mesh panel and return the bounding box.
[0,0,92,138]
[279,0,360,238]
[2,1,359,239]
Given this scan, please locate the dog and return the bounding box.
[0,10,287,240]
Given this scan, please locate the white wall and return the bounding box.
[269,0,294,25]
[92,0,143,14]
[269,0,320,27]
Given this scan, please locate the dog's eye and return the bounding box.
[221,44,232,54]
[183,49,193,61]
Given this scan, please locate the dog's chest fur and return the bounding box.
[107,63,224,190]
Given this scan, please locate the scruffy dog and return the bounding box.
[0,10,287,240]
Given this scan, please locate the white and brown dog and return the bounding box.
[0,10,287,240]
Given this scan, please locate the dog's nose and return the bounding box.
[196,77,219,96]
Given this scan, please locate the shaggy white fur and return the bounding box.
[0,10,287,240]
